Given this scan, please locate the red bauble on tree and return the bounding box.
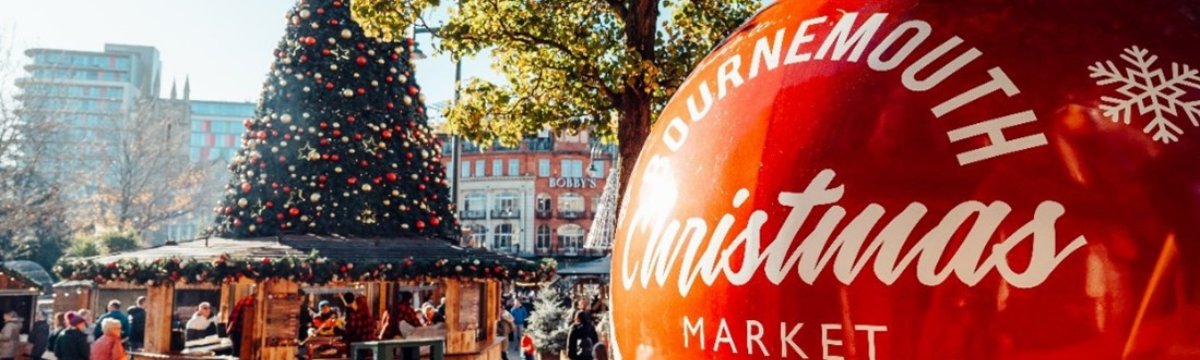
[211,0,458,240]
[611,1,1200,360]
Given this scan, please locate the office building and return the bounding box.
[15,44,162,186]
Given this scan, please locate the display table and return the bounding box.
[182,336,233,356]
[129,352,239,360]
[350,338,445,360]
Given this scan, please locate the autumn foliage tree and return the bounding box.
[351,0,760,197]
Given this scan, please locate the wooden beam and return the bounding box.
[143,283,176,353]
[485,281,498,344]
[257,280,300,360]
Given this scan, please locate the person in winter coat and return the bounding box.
[184,302,217,340]
[54,312,90,360]
[91,318,128,360]
[126,297,147,350]
[92,300,130,340]
[0,310,22,360]
[30,311,51,360]
[566,311,598,360]
[520,333,536,360]
[47,312,66,355]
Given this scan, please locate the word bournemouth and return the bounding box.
[661,12,1048,166]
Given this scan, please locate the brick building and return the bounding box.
[439,130,616,260]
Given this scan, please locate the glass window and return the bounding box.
[536,225,551,249]
[462,161,471,178]
[590,160,606,177]
[493,193,519,212]
[492,159,503,177]
[557,224,585,251]
[467,224,488,247]
[536,193,552,212]
[475,160,484,177]
[558,193,585,213]
[560,160,584,177]
[464,193,486,219]
[538,159,550,177]
[464,194,485,211]
[493,224,513,249]
[508,159,520,176]
[560,159,570,177]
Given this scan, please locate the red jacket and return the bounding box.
[521,334,536,355]
[90,333,127,360]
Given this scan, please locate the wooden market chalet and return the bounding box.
[53,235,554,360]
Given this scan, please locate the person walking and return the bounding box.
[496,308,514,360]
[0,310,22,360]
[566,312,598,360]
[54,312,90,360]
[91,318,128,360]
[520,333,536,360]
[48,312,67,354]
[509,298,528,355]
[30,311,51,360]
[92,301,130,340]
[76,310,93,342]
[126,297,147,349]
[591,343,608,360]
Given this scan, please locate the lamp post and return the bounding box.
[413,26,463,228]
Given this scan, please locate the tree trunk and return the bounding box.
[614,0,660,223]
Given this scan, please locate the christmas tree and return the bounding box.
[526,282,572,354]
[210,0,458,239]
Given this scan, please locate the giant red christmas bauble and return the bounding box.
[612,1,1200,360]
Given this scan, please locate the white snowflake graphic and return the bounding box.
[1089,46,1200,143]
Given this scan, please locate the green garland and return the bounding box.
[53,252,556,286]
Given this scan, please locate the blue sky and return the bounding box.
[0,0,495,109]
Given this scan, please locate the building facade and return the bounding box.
[189,100,257,163]
[15,43,261,243]
[157,98,256,242]
[15,44,161,187]
[440,130,616,259]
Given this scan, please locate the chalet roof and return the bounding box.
[3,261,54,289]
[58,234,554,286]
[557,256,611,276]
[89,235,529,266]
[0,261,44,295]
[89,237,303,263]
